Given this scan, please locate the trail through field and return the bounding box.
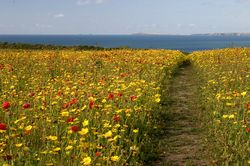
[153,63,208,165]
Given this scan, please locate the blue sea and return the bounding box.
[1,34,250,52]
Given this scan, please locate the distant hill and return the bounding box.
[132,32,250,36]
[191,33,250,36]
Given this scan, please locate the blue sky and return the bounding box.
[0,0,250,34]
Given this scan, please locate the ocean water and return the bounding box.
[1,35,250,52]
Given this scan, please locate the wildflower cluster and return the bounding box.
[190,48,250,164]
[0,49,184,165]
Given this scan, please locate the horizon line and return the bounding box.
[1,32,250,36]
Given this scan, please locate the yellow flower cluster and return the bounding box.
[0,49,184,165]
[190,48,250,164]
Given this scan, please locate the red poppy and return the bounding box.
[247,128,250,133]
[113,115,121,122]
[117,93,123,97]
[58,91,62,96]
[2,102,10,109]
[66,117,74,123]
[23,103,31,109]
[71,125,79,132]
[95,151,102,157]
[130,95,137,102]
[69,98,78,105]
[0,123,7,130]
[89,100,94,110]
[62,103,70,109]
[120,73,126,77]
[63,98,78,109]
[0,64,4,70]
[108,93,114,100]
[29,92,35,97]
[247,103,250,109]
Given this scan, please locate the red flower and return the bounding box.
[0,64,4,70]
[62,103,70,109]
[69,98,78,105]
[29,92,35,97]
[23,103,31,109]
[117,93,123,97]
[62,98,78,109]
[130,95,137,102]
[247,128,250,133]
[71,125,79,132]
[247,103,250,109]
[120,73,126,77]
[108,93,115,100]
[0,123,7,130]
[113,115,121,122]
[66,117,74,123]
[58,91,62,96]
[95,151,102,157]
[2,102,10,109]
[89,100,94,110]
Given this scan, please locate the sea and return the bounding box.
[1,34,250,52]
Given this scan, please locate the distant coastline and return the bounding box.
[191,33,250,36]
[1,32,250,36]
[131,32,250,36]
[1,34,250,52]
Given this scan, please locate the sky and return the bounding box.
[0,0,250,35]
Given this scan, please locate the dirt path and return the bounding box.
[153,63,207,166]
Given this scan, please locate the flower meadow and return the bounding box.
[190,48,250,164]
[0,49,184,165]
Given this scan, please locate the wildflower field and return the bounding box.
[0,49,184,165]
[1,47,250,165]
[190,48,250,164]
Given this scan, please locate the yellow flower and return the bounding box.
[40,150,48,154]
[61,111,69,117]
[0,130,6,133]
[81,105,87,110]
[155,98,161,103]
[14,116,26,124]
[78,128,89,135]
[51,101,58,105]
[111,156,120,162]
[82,120,89,127]
[222,115,228,119]
[229,114,235,119]
[65,145,73,151]
[25,125,33,131]
[241,91,247,97]
[3,164,11,166]
[133,129,139,133]
[88,97,95,101]
[53,147,61,152]
[46,136,58,141]
[226,103,235,106]
[15,143,23,148]
[82,156,91,165]
[103,131,112,138]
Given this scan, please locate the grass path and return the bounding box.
[152,63,208,165]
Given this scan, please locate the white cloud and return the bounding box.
[76,0,107,5]
[53,13,65,18]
